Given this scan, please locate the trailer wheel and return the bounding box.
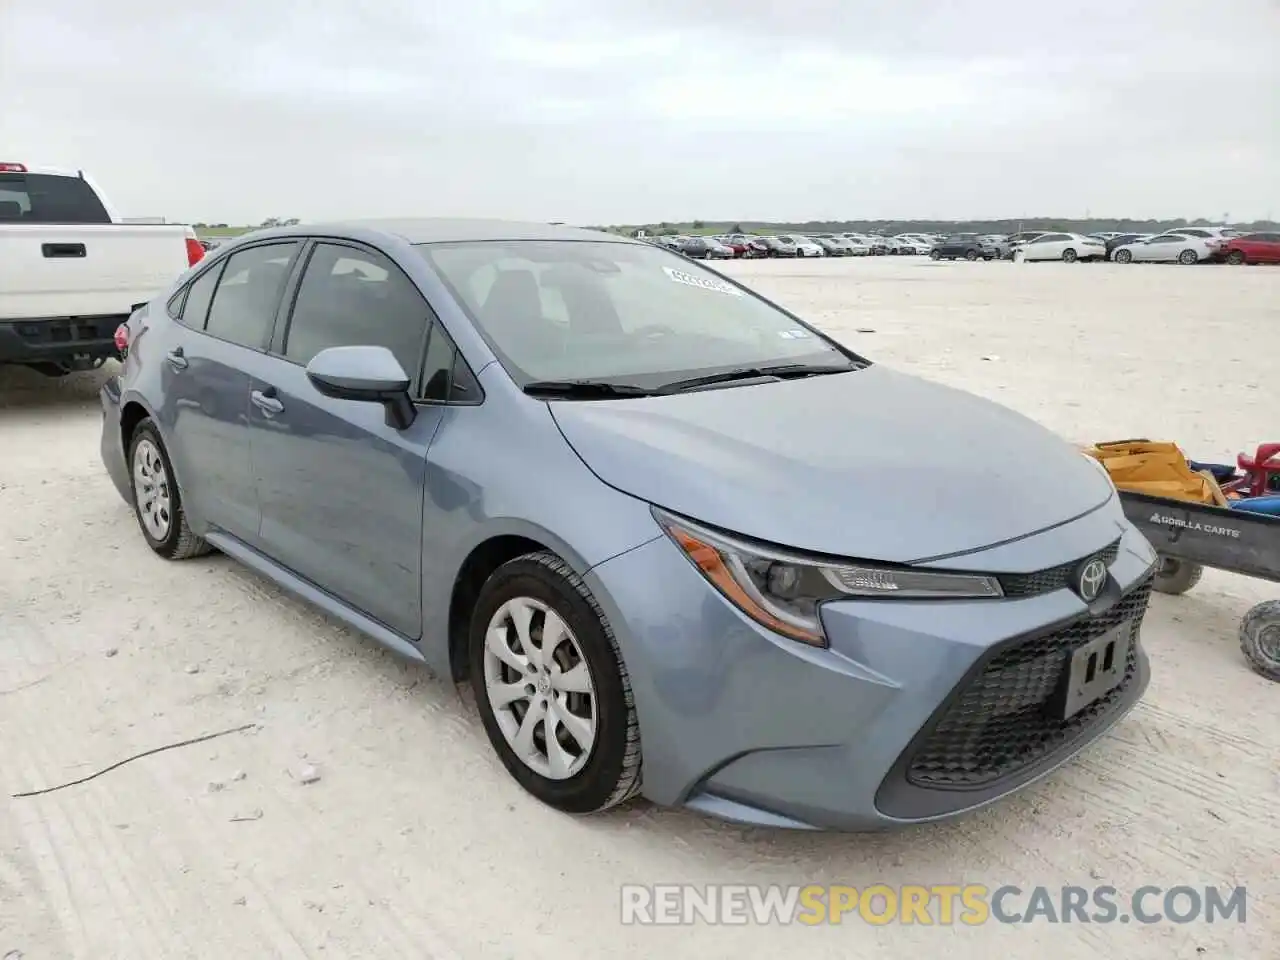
[1239,600,1280,682]
[1152,556,1203,595]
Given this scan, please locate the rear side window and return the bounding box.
[0,173,112,224]
[283,242,429,379]
[180,264,223,328]
[205,242,299,349]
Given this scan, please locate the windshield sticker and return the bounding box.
[778,329,812,339]
[662,266,744,297]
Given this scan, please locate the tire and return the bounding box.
[128,419,213,560]
[964,249,979,261]
[1178,249,1198,265]
[469,551,642,814]
[1152,556,1203,595]
[1226,250,1246,265]
[929,249,942,260]
[1114,249,1133,263]
[1239,599,1280,682]
[1062,248,1078,263]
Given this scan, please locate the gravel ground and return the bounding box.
[1,257,1277,959]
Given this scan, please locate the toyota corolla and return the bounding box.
[100,219,1156,830]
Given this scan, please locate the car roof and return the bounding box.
[242,218,635,246]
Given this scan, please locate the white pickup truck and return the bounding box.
[0,162,205,376]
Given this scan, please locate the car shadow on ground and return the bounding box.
[0,362,117,421]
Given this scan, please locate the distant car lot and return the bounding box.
[637,225,1275,268]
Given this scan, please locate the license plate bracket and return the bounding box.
[1057,624,1131,720]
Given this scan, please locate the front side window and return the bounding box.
[283,242,429,379]
[419,323,481,403]
[205,242,299,349]
[418,239,859,389]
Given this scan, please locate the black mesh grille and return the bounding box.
[998,540,1121,598]
[906,576,1151,789]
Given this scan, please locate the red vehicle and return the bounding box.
[720,234,767,258]
[1221,232,1280,265]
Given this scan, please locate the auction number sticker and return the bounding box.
[663,266,743,296]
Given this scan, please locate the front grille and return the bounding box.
[998,540,1121,598]
[906,576,1151,789]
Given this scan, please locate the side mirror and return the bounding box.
[305,345,416,430]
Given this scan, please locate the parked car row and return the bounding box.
[648,231,942,259]
[643,226,1280,267]
[1006,227,1280,265]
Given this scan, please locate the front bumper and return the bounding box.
[587,501,1155,830]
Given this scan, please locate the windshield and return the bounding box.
[417,240,857,388]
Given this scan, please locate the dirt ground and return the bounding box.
[1,257,1277,959]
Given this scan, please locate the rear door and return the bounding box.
[247,240,443,638]
[159,241,301,543]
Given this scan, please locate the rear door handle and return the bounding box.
[251,388,284,416]
[165,348,188,370]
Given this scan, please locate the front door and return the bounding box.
[247,241,440,638]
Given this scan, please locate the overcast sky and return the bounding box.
[3,1,1277,225]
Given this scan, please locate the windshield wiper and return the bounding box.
[522,379,657,399]
[657,363,856,395]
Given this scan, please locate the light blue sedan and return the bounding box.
[100,220,1157,829]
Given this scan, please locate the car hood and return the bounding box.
[549,365,1113,563]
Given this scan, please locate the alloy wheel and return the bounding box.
[482,596,598,780]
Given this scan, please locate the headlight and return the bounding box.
[653,508,1004,648]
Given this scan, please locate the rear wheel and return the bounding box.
[1152,556,1203,595]
[1226,250,1246,265]
[128,420,213,560]
[964,249,979,261]
[929,249,942,260]
[1178,249,1198,265]
[1239,600,1280,682]
[469,552,642,813]
[1062,248,1078,263]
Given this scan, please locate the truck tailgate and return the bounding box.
[0,224,190,321]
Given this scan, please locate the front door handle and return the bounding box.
[166,348,188,370]
[250,388,284,416]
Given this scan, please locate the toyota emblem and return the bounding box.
[1077,558,1108,602]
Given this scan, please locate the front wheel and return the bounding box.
[470,551,642,813]
[929,249,942,260]
[1114,249,1133,263]
[1152,556,1203,595]
[128,420,213,560]
[1226,250,1246,265]
[964,249,979,261]
[1239,600,1280,682]
[1178,249,1198,265]
[1062,248,1078,263]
